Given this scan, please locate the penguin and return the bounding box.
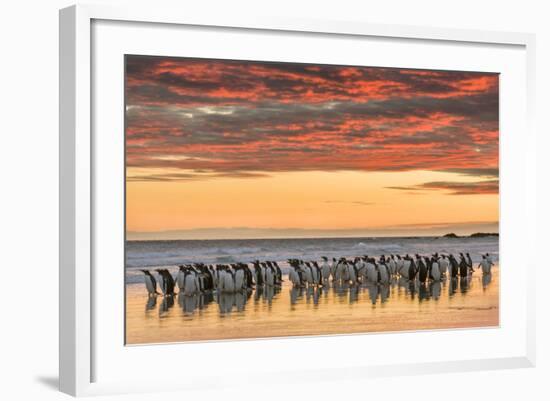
[331,259,340,282]
[182,268,200,296]
[288,261,302,287]
[320,256,331,284]
[155,269,176,296]
[176,265,186,291]
[265,264,275,287]
[478,255,492,274]
[222,266,236,292]
[365,259,378,282]
[272,261,283,284]
[459,255,469,277]
[449,255,459,278]
[378,259,389,284]
[253,261,264,286]
[388,255,397,276]
[430,257,441,281]
[303,262,314,286]
[438,255,449,277]
[407,256,417,281]
[416,255,428,283]
[466,252,474,273]
[234,265,246,291]
[140,269,159,296]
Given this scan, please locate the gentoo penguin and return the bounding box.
[272,261,283,284]
[265,264,275,287]
[253,261,264,286]
[479,255,492,274]
[430,257,441,281]
[365,258,378,282]
[417,256,427,283]
[155,269,176,296]
[388,255,397,276]
[182,268,200,296]
[221,266,236,292]
[176,265,186,291]
[330,257,338,279]
[303,262,314,286]
[449,255,459,278]
[438,255,449,277]
[458,255,469,277]
[466,253,474,273]
[234,265,246,291]
[140,269,158,296]
[378,257,389,284]
[288,261,302,287]
[312,261,322,285]
[320,256,331,284]
[425,257,434,280]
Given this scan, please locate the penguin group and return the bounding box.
[139,252,494,312]
[285,252,493,288]
[140,261,285,298]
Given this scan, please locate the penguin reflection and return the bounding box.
[459,277,470,294]
[482,272,492,289]
[290,287,304,306]
[449,277,458,297]
[145,294,157,311]
[366,283,378,305]
[234,291,247,312]
[348,285,359,304]
[178,293,199,315]
[159,294,174,314]
[430,280,441,300]
[379,284,390,303]
[418,282,429,302]
[218,292,236,315]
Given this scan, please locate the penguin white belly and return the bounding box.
[388,260,396,275]
[400,260,411,278]
[304,268,313,284]
[348,266,357,282]
[481,260,491,274]
[321,265,331,279]
[366,264,377,282]
[289,269,300,286]
[431,263,441,280]
[265,269,275,286]
[176,272,185,290]
[439,260,448,276]
[144,276,155,294]
[235,270,245,291]
[183,274,197,295]
[223,274,235,292]
[379,265,389,283]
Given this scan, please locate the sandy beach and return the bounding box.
[126,265,498,345]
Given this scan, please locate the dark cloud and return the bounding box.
[387,180,499,195]
[125,56,499,184]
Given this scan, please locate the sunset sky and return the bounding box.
[125,55,499,240]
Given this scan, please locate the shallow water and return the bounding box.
[126,266,499,344]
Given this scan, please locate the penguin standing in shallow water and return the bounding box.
[140,269,159,296]
[417,256,428,283]
[449,255,459,278]
[459,254,469,277]
[156,269,176,296]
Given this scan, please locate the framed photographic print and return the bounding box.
[60,4,536,396]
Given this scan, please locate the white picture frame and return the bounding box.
[59,4,536,397]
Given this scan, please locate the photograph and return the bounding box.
[124,55,499,345]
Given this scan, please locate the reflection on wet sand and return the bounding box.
[127,268,499,344]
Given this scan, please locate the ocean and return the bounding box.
[125,236,498,284]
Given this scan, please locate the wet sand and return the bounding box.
[126,266,499,345]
